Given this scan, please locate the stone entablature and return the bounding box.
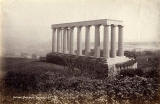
[51,19,124,59]
[51,19,123,28]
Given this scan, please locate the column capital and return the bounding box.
[86,25,91,27]
[60,27,64,30]
[70,26,75,29]
[85,25,91,30]
[95,24,101,27]
[66,27,70,30]
[77,26,82,28]
[118,25,124,28]
[57,27,61,30]
[52,28,57,31]
[111,24,118,27]
[63,27,68,29]
[103,24,111,27]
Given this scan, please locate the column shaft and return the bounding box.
[52,28,57,52]
[110,25,116,58]
[85,26,91,56]
[57,28,61,53]
[70,27,74,54]
[61,29,63,51]
[94,25,100,58]
[63,28,67,53]
[103,25,110,58]
[77,26,82,56]
[118,25,124,56]
[67,29,70,53]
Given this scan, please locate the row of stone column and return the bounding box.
[52,24,124,58]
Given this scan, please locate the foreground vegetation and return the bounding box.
[0,50,160,104]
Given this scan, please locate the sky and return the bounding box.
[1,0,160,56]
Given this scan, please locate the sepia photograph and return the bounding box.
[0,0,160,103]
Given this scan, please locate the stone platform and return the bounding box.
[106,56,137,76]
[46,52,137,77]
[107,56,130,65]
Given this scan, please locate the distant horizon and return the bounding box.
[2,41,160,57]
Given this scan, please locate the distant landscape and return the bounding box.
[2,42,160,57]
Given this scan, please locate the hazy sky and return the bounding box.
[1,0,160,55]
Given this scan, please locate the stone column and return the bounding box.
[52,28,57,52]
[85,25,91,56]
[118,25,124,56]
[77,26,82,56]
[103,25,110,58]
[63,28,67,54]
[70,27,74,54]
[67,28,70,53]
[57,28,61,53]
[110,24,116,58]
[61,29,63,51]
[94,25,101,58]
